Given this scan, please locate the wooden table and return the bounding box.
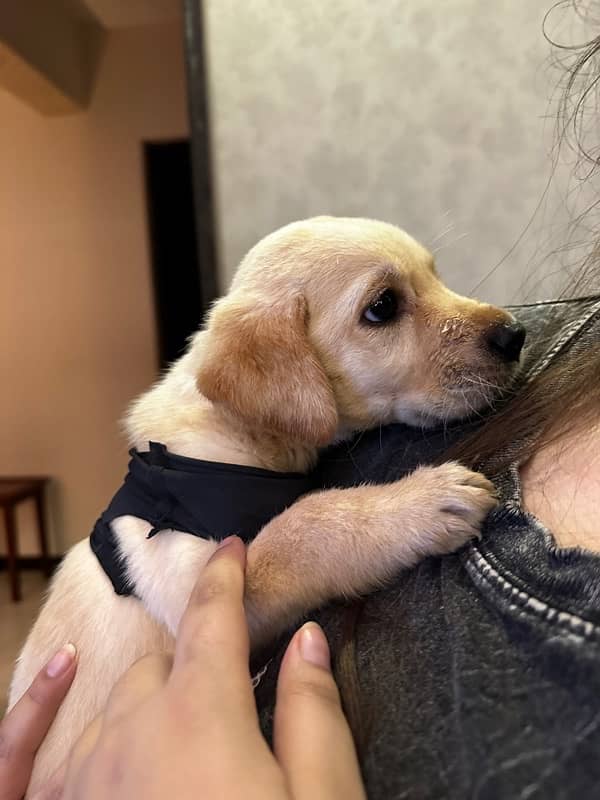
[0,477,51,602]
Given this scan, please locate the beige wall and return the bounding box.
[204,0,585,304]
[0,22,188,554]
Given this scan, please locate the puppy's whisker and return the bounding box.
[431,231,469,256]
[460,388,486,420]
[460,373,499,389]
[462,375,504,393]
[468,375,501,390]
[428,221,455,249]
[346,429,367,455]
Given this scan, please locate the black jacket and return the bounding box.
[90,442,313,596]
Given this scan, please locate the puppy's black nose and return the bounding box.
[486,321,526,362]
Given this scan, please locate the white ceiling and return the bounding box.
[80,0,181,28]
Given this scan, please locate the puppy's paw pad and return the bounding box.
[406,462,498,556]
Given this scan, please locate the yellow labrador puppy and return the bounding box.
[10,217,525,793]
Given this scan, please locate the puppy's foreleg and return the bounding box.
[245,462,496,647]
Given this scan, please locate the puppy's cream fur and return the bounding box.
[10,217,518,794]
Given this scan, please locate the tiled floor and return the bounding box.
[0,571,48,711]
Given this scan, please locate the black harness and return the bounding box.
[90,442,314,596]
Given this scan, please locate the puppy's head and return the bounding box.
[197,217,524,444]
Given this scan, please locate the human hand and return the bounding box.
[0,643,77,800]
[54,536,366,799]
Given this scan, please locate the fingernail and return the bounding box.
[217,535,239,550]
[46,643,77,678]
[298,623,330,670]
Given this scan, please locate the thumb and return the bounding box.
[273,622,366,800]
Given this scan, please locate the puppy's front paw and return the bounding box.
[400,461,497,558]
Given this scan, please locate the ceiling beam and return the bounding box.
[0,0,105,115]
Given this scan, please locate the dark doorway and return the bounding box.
[144,139,205,369]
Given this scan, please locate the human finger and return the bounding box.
[100,653,172,727]
[171,536,255,719]
[273,623,366,800]
[59,652,172,792]
[0,644,77,800]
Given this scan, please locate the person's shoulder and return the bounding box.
[509,294,600,379]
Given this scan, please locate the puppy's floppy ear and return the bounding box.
[197,293,338,446]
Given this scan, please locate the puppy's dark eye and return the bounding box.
[362,289,399,324]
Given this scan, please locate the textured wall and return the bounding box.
[204,0,585,303]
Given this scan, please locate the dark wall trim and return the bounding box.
[182,0,219,311]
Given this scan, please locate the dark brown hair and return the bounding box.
[335,1,600,752]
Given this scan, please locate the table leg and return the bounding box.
[4,504,21,602]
